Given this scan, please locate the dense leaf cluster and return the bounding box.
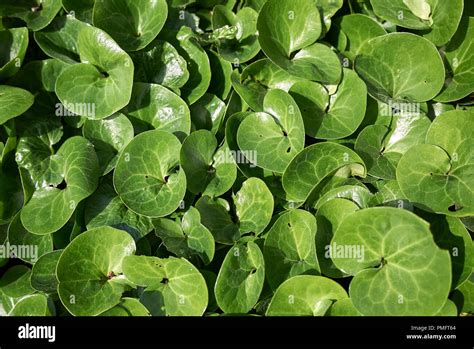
[0,0,472,316]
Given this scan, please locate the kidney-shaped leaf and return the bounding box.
[57,227,136,316]
[114,130,186,218]
[331,207,451,316]
[397,110,474,217]
[21,136,100,235]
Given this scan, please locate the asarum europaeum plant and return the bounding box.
[0,0,472,317]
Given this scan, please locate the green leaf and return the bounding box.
[237,89,305,173]
[180,129,236,196]
[331,207,451,316]
[93,0,168,51]
[315,185,373,209]
[114,130,186,218]
[289,68,367,139]
[370,0,432,29]
[62,0,95,23]
[122,255,208,316]
[235,180,272,235]
[83,113,134,175]
[195,196,240,244]
[130,39,189,90]
[100,298,151,316]
[0,27,29,80]
[33,15,87,64]
[328,298,363,316]
[189,93,226,134]
[315,198,359,278]
[451,273,474,315]
[7,214,53,264]
[397,110,474,216]
[21,136,100,235]
[57,227,136,316]
[84,180,154,241]
[264,209,320,290]
[355,33,445,103]
[0,86,34,125]
[212,6,260,63]
[123,82,190,140]
[55,24,134,120]
[266,275,348,316]
[9,294,55,316]
[332,14,386,61]
[258,0,332,80]
[355,112,431,179]
[282,142,366,203]
[231,58,305,112]
[31,250,62,293]
[160,27,211,104]
[154,206,215,265]
[419,0,464,46]
[417,211,473,290]
[215,241,265,313]
[435,16,474,102]
[0,0,63,31]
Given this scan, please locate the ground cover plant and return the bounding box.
[0,0,473,317]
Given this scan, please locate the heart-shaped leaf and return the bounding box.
[21,136,100,235]
[93,0,168,51]
[55,24,134,120]
[237,89,305,173]
[397,110,474,216]
[122,255,208,316]
[215,241,265,313]
[264,209,320,290]
[57,227,136,316]
[258,0,334,80]
[180,129,236,196]
[154,206,215,265]
[331,207,451,316]
[283,142,366,203]
[266,275,348,316]
[114,130,187,218]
